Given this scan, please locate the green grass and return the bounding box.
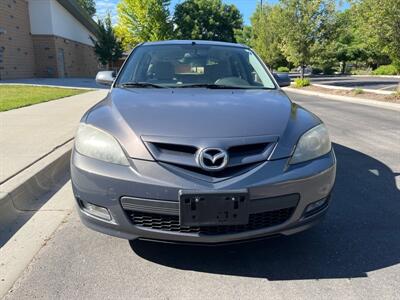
[353,87,364,95]
[351,69,372,75]
[294,78,311,88]
[0,85,89,112]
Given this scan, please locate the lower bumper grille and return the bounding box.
[127,208,295,235]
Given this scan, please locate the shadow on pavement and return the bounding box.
[130,143,400,280]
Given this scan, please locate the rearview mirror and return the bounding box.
[96,71,116,86]
[273,73,291,88]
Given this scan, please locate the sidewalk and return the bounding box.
[0,78,107,90]
[0,89,108,184]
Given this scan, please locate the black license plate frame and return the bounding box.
[179,190,249,227]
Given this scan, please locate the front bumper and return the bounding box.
[71,149,336,244]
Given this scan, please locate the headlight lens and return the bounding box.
[290,124,331,164]
[75,124,129,166]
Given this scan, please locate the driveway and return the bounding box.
[4,92,400,299]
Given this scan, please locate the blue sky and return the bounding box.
[96,0,348,25]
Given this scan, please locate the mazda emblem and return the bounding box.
[196,148,228,171]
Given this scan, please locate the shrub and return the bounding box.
[322,66,335,75]
[294,78,310,88]
[353,88,364,95]
[311,67,323,75]
[372,65,399,75]
[388,88,400,101]
[277,66,290,73]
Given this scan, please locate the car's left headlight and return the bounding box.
[290,124,331,164]
[74,123,129,166]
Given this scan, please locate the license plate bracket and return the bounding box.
[179,190,249,227]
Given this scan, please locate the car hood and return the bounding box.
[110,88,291,136]
[85,88,320,160]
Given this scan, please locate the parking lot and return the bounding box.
[3,91,400,300]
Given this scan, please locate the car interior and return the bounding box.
[128,46,268,87]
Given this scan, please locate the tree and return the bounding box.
[90,14,124,69]
[234,26,252,46]
[77,0,96,17]
[115,0,173,49]
[353,0,400,71]
[276,0,336,78]
[331,11,358,74]
[311,9,361,74]
[250,4,287,69]
[173,0,243,42]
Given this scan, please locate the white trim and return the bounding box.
[28,0,95,46]
[351,75,400,79]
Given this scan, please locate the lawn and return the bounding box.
[0,85,89,112]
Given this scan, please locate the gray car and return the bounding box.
[71,40,336,244]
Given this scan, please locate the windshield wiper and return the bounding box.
[175,84,247,89]
[175,84,273,90]
[118,82,166,88]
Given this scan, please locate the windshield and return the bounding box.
[116,44,276,89]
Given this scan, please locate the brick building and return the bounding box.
[0,0,99,80]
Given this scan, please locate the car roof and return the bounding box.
[141,40,249,49]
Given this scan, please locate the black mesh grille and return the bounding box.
[127,208,294,235]
[152,143,198,154]
[228,143,269,157]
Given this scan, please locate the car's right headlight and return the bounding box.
[74,123,129,166]
[290,123,332,164]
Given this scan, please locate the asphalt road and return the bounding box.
[309,76,399,91]
[5,93,400,299]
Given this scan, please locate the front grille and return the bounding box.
[144,139,277,180]
[149,142,270,159]
[127,207,294,235]
[152,142,198,155]
[228,143,269,157]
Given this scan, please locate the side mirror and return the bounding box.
[273,72,291,88]
[96,71,116,86]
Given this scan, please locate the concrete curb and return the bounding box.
[0,141,72,236]
[312,83,394,95]
[283,87,400,112]
[0,183,74,299]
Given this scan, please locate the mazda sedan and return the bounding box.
[71,40,336,244]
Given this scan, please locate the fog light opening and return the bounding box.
[80,200,112,221]
[304,197,329,217]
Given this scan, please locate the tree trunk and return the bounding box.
[107,60,113,71]
[341,61,346,74]
[301,65,305,79]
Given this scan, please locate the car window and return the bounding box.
[116,44,276,89]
